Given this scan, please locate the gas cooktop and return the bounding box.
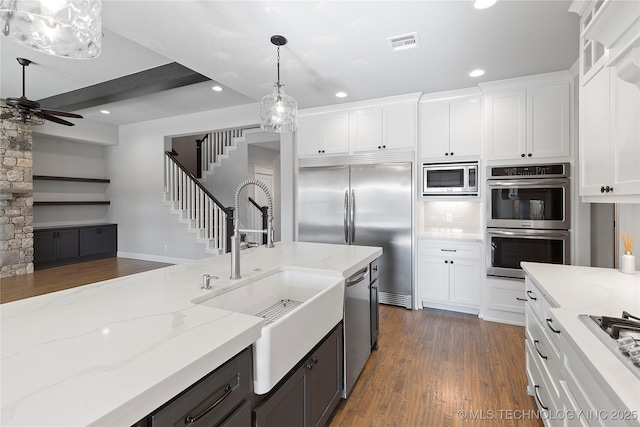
[580,312,640,380]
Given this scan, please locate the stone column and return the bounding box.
[1,106,34,277]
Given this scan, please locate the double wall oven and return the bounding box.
[486,163,571,279]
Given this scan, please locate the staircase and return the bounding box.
[163,129,249,254]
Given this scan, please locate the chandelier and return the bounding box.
[0,0,102,59]
[260,35,297,133]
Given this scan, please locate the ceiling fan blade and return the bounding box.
[36,112,75,126]
[39,109,83,119]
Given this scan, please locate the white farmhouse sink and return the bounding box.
[196,269,344,394]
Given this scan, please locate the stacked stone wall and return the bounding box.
[1,108,34,277]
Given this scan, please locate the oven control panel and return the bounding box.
[489,163,569,179]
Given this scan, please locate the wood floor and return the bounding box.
[1,259,542,427]
[0,257,172,304]
[328,307,543,427]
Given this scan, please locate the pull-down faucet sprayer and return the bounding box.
[230,179,275,279]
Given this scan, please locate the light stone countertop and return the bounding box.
[1,241,381,427]
[521,262,640,416]
[418,228,484,242]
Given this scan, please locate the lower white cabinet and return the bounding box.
[418,239,481,314]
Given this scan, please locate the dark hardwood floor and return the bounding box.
[328,307,543,427]
[1,258,541,427]
[0,257,171,303]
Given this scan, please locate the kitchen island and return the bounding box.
[1,241,381,427]
[522,262,640,425]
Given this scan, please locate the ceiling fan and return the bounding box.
[1,58,83,127]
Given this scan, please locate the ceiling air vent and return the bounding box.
[387,32,419,52]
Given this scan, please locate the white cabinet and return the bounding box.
[484,81,571,162]
[297,113,350,157]
[418,239,481,314]
[419,97,481,160]
[297,95,419,158]
[580,60,640,200]
[574,0,640,202]
[351,102,416,152]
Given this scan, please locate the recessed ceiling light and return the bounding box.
[474,0,498,9]
[469,69,485,77]
[100,110,111,114]
[212,85,223,92]
[336,91,348,98]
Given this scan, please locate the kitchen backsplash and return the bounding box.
[418,200,484,233]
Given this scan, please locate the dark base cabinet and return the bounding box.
[149,347,253,427]
[34,224,117,269]
[254,323,343,427]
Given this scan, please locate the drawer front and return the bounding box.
[526,339,558,419]
[418,240,480,259]
[489,282,526,313]
[542,301,562,353]
[151,348,252,427]
[526,307,561,402]
[525,277,544,322]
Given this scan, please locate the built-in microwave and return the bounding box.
[422,161,479,196]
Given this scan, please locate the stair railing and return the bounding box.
[165,150,234,253]
[200,129,244,175]
[248,196,269,245]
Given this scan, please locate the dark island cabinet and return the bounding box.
[254,323,343,427]
[34,224,117,269]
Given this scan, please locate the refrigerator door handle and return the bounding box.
[344,190,349,244]
[350,190,356,243]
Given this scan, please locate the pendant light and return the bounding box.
[260,35,297,133]
[0,0,102,59]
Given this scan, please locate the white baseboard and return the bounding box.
[479,309,525,326]
[117,251,193,265]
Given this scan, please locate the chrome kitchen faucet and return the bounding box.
[230,179,275,279]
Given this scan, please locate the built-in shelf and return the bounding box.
[34,201,110,206]
[33,175,110,184]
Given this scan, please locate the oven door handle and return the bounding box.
[487,229,569,239]
[487,179,569,187]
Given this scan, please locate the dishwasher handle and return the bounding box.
[346,266,369,286]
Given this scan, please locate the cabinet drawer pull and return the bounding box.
[516,297,527,302]
[534,340,548,360]
[546,318,561,334]
[533,385,548,411]
[526,290,537,301]
[184,384,233,425]
[440,249,457,252]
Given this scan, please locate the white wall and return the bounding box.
[105,103,296,263]
[618,203,640,270]
[32,136,110,227]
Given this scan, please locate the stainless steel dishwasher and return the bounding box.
[343,265,371,398]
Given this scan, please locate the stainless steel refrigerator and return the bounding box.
[297,161,413,308]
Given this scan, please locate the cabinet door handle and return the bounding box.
[450,152,454,156]
[546,318,561,334]
[527,153,532,157]
[450,260,454,264]
[533,385,548,411]
[516,297,527,302]
[521,153,525,158]
[445,152,449,156]
[444,260,449,264]
[601,186,606,193]
[526,290,537,301]
[184,384,233,425]
[534,340,547,360]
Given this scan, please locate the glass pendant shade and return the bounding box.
[260,83,297,133]
[0,0,102,59]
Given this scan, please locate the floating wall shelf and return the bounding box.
[33,175,111,184]
[34,201,111,206]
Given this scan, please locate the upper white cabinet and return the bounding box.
[419,95,481,160]
[483,77,571,162]
[572,0,640,202]
[297,93,419,158]
[350,102,416,152]
[297,112,350,157]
